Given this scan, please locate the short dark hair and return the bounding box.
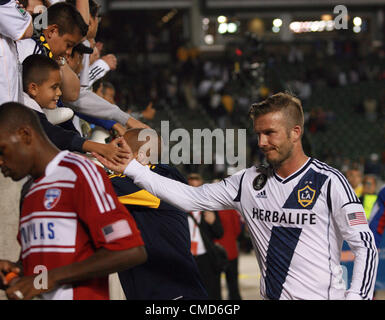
[0,102,46,137]
[22,54,60,92]
[249,92,304,134]
[92,80,115,95]
[100,81,115,95]
[47,2,88,37]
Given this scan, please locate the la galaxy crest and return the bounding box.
[253,174,267,191]
[297,185,316,207]
[44,188,61,210]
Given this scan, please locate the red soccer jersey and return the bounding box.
[18,151,144,300]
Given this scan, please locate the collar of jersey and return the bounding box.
[273,157,313,184]
[33,31,54,59]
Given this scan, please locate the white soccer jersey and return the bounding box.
[0,0,32,104]
[124,157,378,300]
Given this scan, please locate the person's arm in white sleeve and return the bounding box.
[329,177,378,300]
[0,0,33,40]
[122,160,243,212]
[92,137,244,212]
[88,58,110,87]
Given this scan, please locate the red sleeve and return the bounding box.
[74,161,144,251]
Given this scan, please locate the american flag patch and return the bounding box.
[347,212,367,226]
[102,220,132,243]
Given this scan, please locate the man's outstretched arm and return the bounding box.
[93,137,243,213]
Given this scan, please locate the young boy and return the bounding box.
[17,2,88,102]
[22,54,128,162]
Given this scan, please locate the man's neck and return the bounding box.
[274,151,309,179]
[31,144,60,180]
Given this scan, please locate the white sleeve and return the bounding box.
[123,159,244,212]
[328,176,378,300]
[0,0,32,40]
[79,40,90,87]
[88,59,110,87]
[16,38,38,62]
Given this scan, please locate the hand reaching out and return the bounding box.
[92,137,134,173]
[102,54,117,70]
[141,102,156,120]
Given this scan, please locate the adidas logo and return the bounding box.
[256,190,267,198]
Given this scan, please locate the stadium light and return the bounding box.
[272,26,280,33]
[202,17,210,25]
[217,16,227,24]
[204,34,214,45]
[218,23,228,34]
[353,17,362,26]
[273,18,283,28]
[321,14,333,21]
[289,21,301,33]
[227,22,237,33]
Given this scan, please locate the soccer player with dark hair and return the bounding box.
[95,92,379,300]
[0,102,147,300]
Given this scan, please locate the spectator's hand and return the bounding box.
[0,260,21,289]
[95,41,103,52]
[203,211,216,225]
[141,102,156,120]
[89,45,100,66]
[92,137,134,173]
[112,123,127,137]
[102,54,117,70]
[98,138,131,165]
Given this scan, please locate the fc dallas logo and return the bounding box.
[44,188,61,210]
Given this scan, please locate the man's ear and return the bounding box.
[291,125,302,143]
[27,82,39,99]
[16,127,33,146]
[45,24,59,40]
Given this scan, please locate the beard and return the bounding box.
[264,144,293,168]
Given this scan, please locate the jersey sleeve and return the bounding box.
[327,175,378,300]
[0,0,32,40]
[369,186,385,248]
[123,159,244,212]
[88,59,110,87]
[74,159,144,251]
